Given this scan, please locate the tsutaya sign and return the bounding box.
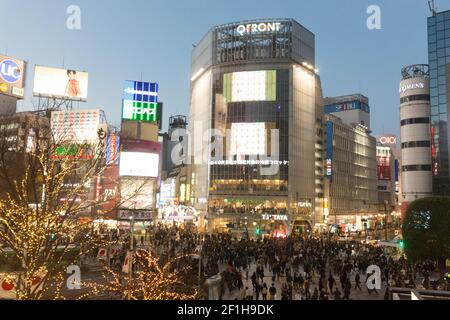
[236,22,282,36]
[399,82,425,94]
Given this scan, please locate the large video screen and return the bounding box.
[120,178,155,210]
[119,152,159,178]
[223,70,276,102]
[230,122,266,156]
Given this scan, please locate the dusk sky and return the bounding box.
[3,0,450,135]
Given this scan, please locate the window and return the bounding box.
[400,117,430,126]
[401,141,431,149]
[402,165,432,172]
[400,95,430,104]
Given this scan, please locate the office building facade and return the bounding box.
[427,10,450,195]
[188,19,323,235]
[324,114,378,232]
[323,94,371,130]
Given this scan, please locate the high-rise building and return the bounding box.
[323,94,371,130]
[399,64,433,212]
[188,19,324,235]
[323,113,378,232]
[427,10,450,195]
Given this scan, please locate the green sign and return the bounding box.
[122,101,158,122]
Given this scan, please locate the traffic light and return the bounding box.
[256,228,261,236]
[399,240,405,250]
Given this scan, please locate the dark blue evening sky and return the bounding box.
[3,0,450,135]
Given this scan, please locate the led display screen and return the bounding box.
[223,70,276,102]
[230,122,266,156]
[120,178,155,210]
[119,152,159,178]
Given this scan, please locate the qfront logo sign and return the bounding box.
[399,82,425,94]
[236,22,282,36]
[0,59,22,84]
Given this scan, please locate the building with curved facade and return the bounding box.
[399,64,433,209]
[188,19,324,236]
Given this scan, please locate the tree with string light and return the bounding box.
[0,110,132,300]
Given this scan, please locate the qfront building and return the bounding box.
[188,19,324,236]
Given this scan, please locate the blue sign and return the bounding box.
[122,80,159,122]
[0,59,22,84]
[325,101,370,114]
[123,80,158,103]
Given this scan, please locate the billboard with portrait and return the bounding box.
[0,54,26,99]
[33,65,88,101]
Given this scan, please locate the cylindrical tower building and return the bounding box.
[399,64,433,207]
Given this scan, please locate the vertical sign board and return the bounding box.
[326,121,334,179]
[122,81,159,122]
[106,134,121,166]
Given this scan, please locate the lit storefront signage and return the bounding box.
[379,136,397,145]
[236,22,282,36]
[262,214,288,221]
[223,71,276,102]
[122,80,159,122]
[106,134,120,166]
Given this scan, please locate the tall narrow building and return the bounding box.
[427,10,450,195]
[399,64,433,213]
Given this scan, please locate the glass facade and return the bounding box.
[210,69,290,195]
[428,10,450,194]
[189,19,321,234]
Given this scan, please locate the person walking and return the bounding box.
[355,273,362,291]
[269,283,277,300]
[328,272,336,293]
[262,283,268,300]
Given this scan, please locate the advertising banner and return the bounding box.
[119,152,159,178]
[33,65,88,101]
[0,54,26,99]
[377,156,391,181]
[122,80,159,122]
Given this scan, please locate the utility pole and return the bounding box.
[384,200,389,241]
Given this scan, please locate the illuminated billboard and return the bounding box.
[122,80,159,122]
[377,156,391,181]
[0,54,26,99]
[160,178,176,204]
[51,109,102,143]
[33,66,89,101]
[223,70,276,102]
[230,122,266,156]
[120,178,155,210]
[105,134,121,166]
[119,152,159,178]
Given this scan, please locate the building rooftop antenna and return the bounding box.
[428,0,437,16]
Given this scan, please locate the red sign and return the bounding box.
[122,139,161,154]
[377,156,391,181]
